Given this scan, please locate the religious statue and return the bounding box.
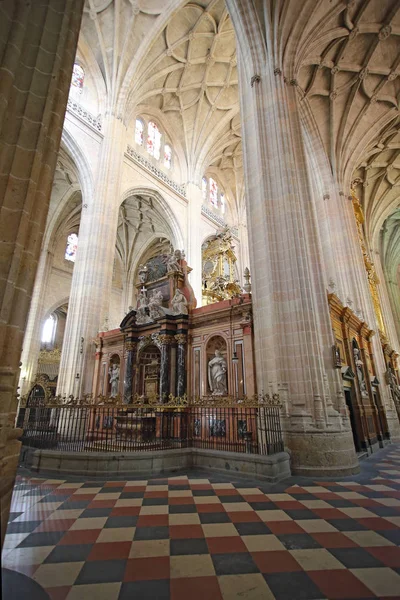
[148,290,164,320]
[208,350,228,395]
[353,347,368,396]
[166,249,182,273]
[138,264,148,284]
[387,366,400,403]
[109,364,120,398]
[136,289,151,324]
[171,288,188,315]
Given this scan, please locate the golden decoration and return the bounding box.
[38,348,61,364]
[158,334,175,345]
[202,228,242,305]
[25,392,281,409]
[350,186,385,335]
[175,334,187,345]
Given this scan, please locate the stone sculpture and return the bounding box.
[136,289,151,324]
[148,290,164,320]
[109,363,120,398]
[171,289,188,315]
[353,347,368,395]
[166,249,182,273]
[208,350,228,395]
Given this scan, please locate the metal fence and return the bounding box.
[16,397,284,456]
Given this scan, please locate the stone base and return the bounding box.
[387,413,400,442]
[1,439,21,548]
[20,446,291,483]
[285,429,360,477]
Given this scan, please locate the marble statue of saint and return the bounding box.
[136,289,151,324]
[353,347,368,395]
[208,350,228,395]
[171,289,188,315]
[166,249,182,273]
[149,290,164,320]
[109,364,120,398]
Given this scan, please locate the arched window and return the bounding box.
[147,121,161,160]
[65,233,78,262]
[202,176,227,214]
[209,177,218,208]
[70,63,84,98]
[164,144,172,169]
[42,314,57,344]
[135,119,144,146]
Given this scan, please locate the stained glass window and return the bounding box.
[65,233,78,262]
[147,121,161,160]
[202,177,208,202]
[209,177,218,207]
[42,315,56,344]
[164,144,172,169]
[135,119,144,146]
[71,64,84,95]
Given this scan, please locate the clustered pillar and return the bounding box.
[0,0,84,547]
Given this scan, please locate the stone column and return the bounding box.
[186,183,204,307]
[123,338,137,404]
[159,335,173,402]
[57,114,127,397]
[0,0,84,547]
[19,249,54,396]
[175,334,187,397]
[227,2,357,475]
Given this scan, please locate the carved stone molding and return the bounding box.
[126,145,186,197]
[175,334,187,345]
[66,98,102,132]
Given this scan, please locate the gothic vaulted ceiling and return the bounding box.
[291,0,400,280]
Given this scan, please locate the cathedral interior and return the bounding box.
[2,0,400,598]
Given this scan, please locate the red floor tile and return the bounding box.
[252,550,303,573]
[168,497,195,505]
[196,504,225,513]
[241,494,269,503]
[124,556,170,581]
[285,486,307,493]
[313,492,342,500]
[169,525,204,539]
[88,500,116,509]
[207,536,247,554]
[33,519,76,533]
[267,521,305,534]
[88,541,131,561]
[104,481,125,487]
[124,486,146,493]
[171,576,223,600]
[311,532,358,548]
[308,569,377,599]
[144,491,169,498]
[46,586,71,600]
[227,511,262,523]
[136,514,169,527]
[357,517,398,531]
[111,506,141,516]
[58,529,101,545]
[215,489,241,496]
[69,494,96,501]
[366,546,400,568]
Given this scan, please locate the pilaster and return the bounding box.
[0,0,84,547]
[57,114,127,396]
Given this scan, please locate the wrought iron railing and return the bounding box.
[16,395,284,456]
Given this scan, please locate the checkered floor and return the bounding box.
[2,447,400,600]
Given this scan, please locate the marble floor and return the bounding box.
[2,446,400,600]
